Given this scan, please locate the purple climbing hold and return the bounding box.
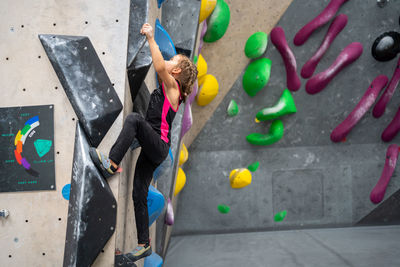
[181,102,193,138]
[165,198,174,225]
[198,21,208,55]
[188,80,198,105]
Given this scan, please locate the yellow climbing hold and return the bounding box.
[197,54,208,86]
[199,0,217,23]
[179,143,189,166]
[174,167,186,196]
[255,118,260,123]
[229,168,252,189]
[197,74,219,106]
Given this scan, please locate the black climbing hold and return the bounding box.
[132,81,150,118]
[63,123,117,267]
[127,0,149,69]
[127,42,152,104]
[39,34,123,147]
[371,31,400,62]
[115,254,138,267]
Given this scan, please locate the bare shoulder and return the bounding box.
[164,82,180,108]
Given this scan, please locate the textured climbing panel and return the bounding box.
[162,0,201,57]
[39,35,123,147]
[63,123,117,267]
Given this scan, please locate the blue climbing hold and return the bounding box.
[157,0,166,8]
[155,19,177,60]
[169,148,173,165]
[62,184,71,200]
[147,185,165,226]
[144,252,163,267]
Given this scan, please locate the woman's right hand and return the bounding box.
[140,23,154,39]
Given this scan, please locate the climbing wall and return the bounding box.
[0,0,134,266]
[173,0,400,237]
[155,0,201,257]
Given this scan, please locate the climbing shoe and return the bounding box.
[122,245,152,262]
[89,147,116,179]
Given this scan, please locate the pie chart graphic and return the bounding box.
[13,116,43,177]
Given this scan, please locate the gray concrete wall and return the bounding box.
[173,0,400,236]
[165,225,400,267]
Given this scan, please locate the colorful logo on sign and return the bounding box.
[14,116,42,177]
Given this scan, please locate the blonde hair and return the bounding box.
[176,54,198,103]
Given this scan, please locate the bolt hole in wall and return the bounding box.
[72,118,75,121]
[58,218,61,221]
[53,23,56,26]
[57,151,60,154]
[42,252,45,256]
[55,86,58,90]
[22,88,26,91]
[115,19,118,22]
[85,21,88,24]
[21,25,24,28]
[102,52,106,55]
[25,219,28,223]
[6,57,9,60]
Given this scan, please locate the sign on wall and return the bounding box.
[0,105,55,192]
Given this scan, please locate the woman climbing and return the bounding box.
[89,22,197,262]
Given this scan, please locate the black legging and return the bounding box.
[109,112,169,244]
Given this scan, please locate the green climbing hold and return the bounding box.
[246,120,284,146]
[247,161,260,172]
[274,210,287,222]
[256,89,297,121]
[203,0,230,43]
[218,204,230,214]
[242,58,271,97]
[34,139,52,158]
[245,32,268,59]
[193,55,199,64]
[227,99,239,116]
